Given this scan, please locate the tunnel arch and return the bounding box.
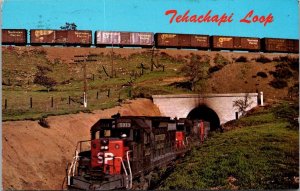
[187,105,221,131]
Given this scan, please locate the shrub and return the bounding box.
[235,56,248,62]
[256,55,272,63]
[38,117,50,128]
[269,68,293,79]
[256,72,268,78]
[208,65,223,74]
[269,79,288,89]
[214,53,230,66]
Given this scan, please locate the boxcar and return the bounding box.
[30,29,92,46]
[2,29,27,45]
[211,36,260,51]
[67,30,92,46]
[155,33,210,49]
[30,30,56,45]
[262,38,299,53]
[95,31,154,47]
[155,33,179,48]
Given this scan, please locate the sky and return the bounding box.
[2,0,299,39]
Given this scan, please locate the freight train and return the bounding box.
[1,29,299,53]
[66,115,196,190]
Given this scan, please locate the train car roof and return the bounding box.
[90,115,171,132]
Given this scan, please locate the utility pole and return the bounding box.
[83,62,87,108]
[148,46,159,71]
[74,53,97,108]
[111,43,115,78]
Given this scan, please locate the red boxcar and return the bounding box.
[155,33,210,49]
[211,36,260,51]
[2,29,27,45]
[30,29,92,46]
[262,38,299,53]
[95,31,153,47]
[67,30,92,46]
[155,33,179,48]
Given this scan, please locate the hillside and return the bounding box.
[2,46,299,121]
[2,46,299,190]
[2,98,161,190]
[157,101,299,190]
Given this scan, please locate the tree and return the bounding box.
[181,54,210,91]
[60,22,77,30]
[33,65,57,92]
[233,93,254,117]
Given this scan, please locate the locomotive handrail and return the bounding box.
[115,157,129,189]
[68,150,79,186]
[126,150,133,189]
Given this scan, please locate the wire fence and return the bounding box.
[2,88,132,120]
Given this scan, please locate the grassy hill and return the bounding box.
[156,101,299,190]
[2,46,299,120]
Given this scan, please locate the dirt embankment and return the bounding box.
[2,98,161,190]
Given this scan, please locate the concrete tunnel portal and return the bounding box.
[187,105,221,131]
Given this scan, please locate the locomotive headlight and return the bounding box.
[100,146,109,151]
[115,144,120,149]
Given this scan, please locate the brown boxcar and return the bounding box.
[178,34,191,47]
[155,33,179,48]
[211,36,234,50]
[2,29,27,45]
[67,30,92,46]
[95,31,153,47]
[30,29,92,46]
[233,37,260,51]
[211,36,260,51]
[30,29,56,45]
[54,30,68,44]
[190,35,210,49]
[262,38,299,53]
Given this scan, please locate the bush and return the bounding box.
[269,79,288,89]
[38,117,50,128]
[214,53,230,66]
[209,65,223,74]
[169,81,192,90]
[235,56,248,62]
[256,72,268,78]
[256,55,272,63]
[269,67,293,79]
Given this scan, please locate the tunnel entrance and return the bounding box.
[187,105,220,131]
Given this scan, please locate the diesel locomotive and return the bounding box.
[66,115,192,190]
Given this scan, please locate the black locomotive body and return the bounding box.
[67,115,191,190]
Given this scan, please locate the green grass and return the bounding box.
[2,49,189,120]
[158,102,299,190]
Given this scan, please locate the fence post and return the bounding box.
[51,97,54,108]
[30,97,33,108]
[107,89,110,97]
[5,99,7,109]
[97,91,99,99]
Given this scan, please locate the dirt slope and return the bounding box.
[2,98,160,190]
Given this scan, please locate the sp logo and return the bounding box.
[97,152,114,164]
